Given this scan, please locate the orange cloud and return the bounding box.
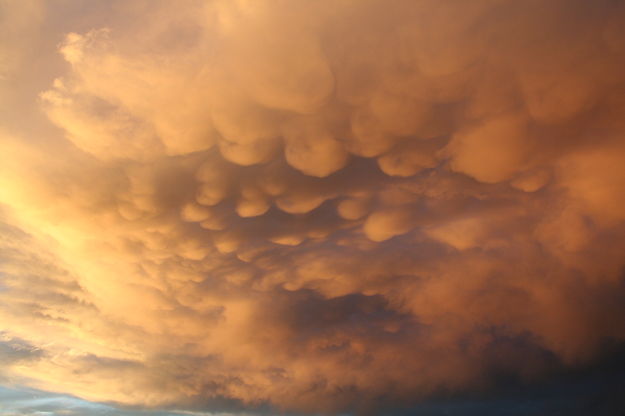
[1,0,625,414]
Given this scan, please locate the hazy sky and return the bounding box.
[1,0,625,415]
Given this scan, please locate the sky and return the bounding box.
[1,0,625,415]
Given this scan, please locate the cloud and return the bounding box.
[1,0,625,414]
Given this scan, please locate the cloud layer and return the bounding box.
[1,0,625,413]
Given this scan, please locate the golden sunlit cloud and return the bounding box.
[1,0,625,414]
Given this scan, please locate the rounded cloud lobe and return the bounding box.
[1,0,625,413]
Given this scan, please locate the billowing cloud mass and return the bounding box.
[1,0,625,414]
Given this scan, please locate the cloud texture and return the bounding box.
[1,0,625,413]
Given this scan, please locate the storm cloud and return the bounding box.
[1,0,625,414]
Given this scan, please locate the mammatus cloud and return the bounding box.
[1,0,625,414]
